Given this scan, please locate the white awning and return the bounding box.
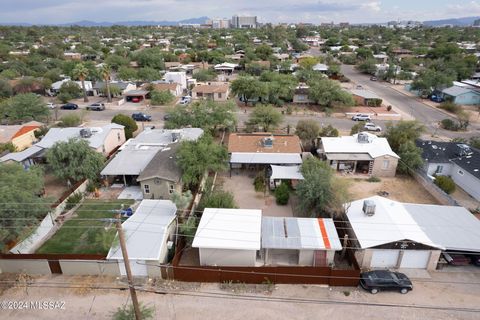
[270,165,304,180]
[230,152,302,165]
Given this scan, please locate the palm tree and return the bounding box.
[101,64,112,103]
[73,63,89,102]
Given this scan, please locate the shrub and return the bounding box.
[253,174,265,192]
[111,114,138,139]
[198,189,237,211]
[367,176,381,183]
[112,303,154,320]
[275,183,290,205]
[350,121,366,135]
[440,118,459,131]
[150,90,175,105]
[439,101,460,114]
[65,192,83,210]
[58,114,81,127]
[387,105,392,111]
[434,176,456,194]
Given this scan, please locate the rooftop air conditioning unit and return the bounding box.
[357,132,370,144]
[262,137,274,147]
[362,200,376,216]
[80,128,92,138]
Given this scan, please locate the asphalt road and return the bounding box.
[341,64,480,140]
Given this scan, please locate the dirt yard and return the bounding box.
[343,175,440,204]
[0,271,479,320]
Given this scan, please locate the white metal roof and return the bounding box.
[0,145,43,162]
[346,196,441,249]
[351,90,380,99]
[107,200,177,261]
[270,165,304,180]
[192,208,262,250]
[101,148,160,176]
[321,133,399,159]
[405,203,480,252]
[262,217,342,251]
[230,152,303,165]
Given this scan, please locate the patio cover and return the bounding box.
[230,152,302,165]
[270,165,304,180]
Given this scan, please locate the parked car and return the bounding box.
[131,97,141,103]
[360,270,413,294]
[352,114,371,121]
[364,122,382,132]
[47,102,55,109]
[370,76,378,81]
[471,255,480,266]
[179,99,190,106]
[430,94,444,103]
[86,103,105,111]
[132,113,152,121]
[60,103,79,110]
[443,252,470,266]
[181,95,192,101]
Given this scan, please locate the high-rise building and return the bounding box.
[212,18,231,29]
[231,15,257,28]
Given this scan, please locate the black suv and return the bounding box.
[60,103,79,110]
[132,113,152,121]
[360,270,413,294]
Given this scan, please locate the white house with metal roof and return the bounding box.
[345,196,480,270]
[318,132,399,177]
[1,123,125,168]
[107,200,177,277]
[261,217,342,266]
[193,208,262,267]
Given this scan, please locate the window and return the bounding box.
[218,93,222,99]
[169,184,175,194]
[458,170,464,176]
[382,160,390,170]
[144,184,150,194]
[436,165,443,174]
[117,132,121,141]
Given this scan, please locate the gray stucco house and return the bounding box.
[416,140,480,201]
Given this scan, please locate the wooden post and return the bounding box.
[115,213,142,320]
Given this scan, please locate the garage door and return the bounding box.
[400,250,431,269]
[371,250,400,268]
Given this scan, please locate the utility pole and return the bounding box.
[114,212,142,320]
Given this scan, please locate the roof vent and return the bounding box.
[80,128,92,138]
[262,136,274,148]
[362,200,376,216]
[357,132,370,144]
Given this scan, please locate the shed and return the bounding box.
[107,200,177,277]
[269,165,304,189]
[261,217,342,266]
[192,208,262,266]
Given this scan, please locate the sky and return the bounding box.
[1,0,480,24]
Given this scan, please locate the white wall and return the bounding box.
[298,250,314,265]
[451,163,480,201]
[426,163,453,176]
[199,248,256,266]
[0,259,50,274]
[59,260,120,276]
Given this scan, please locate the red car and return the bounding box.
[131,97,140,103]
[443,253,470,266]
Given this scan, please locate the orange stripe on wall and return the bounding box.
[317,218,331,250]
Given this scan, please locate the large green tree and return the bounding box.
[384,121,425,152]
[296,158,350,218]
[307,78,354,108]
[46,138,105,185]
[295,119,320,148]
[410,69,454,95]
[177,134,228,186]
[0,163,48,252]
[397,141,424,175]
[0,93,49,123]
[231,76,266,105]
[247,104,283,132]
[111,114,138,139]
[165,100,236,132]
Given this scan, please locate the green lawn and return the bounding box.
[37,199,134,255]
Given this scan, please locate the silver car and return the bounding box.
[352,114,371,121]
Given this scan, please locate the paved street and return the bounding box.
[341,65,480,140]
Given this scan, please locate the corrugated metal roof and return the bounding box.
[405,203,480,252]
[107,200,177,260]
[261,217,342,250]
[321,133,399,159]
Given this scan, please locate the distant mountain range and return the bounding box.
[0,17,209,27]
[423,16,480,27]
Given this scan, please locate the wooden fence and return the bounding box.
[168,237,360,287]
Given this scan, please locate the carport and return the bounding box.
[124,90,148,103]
